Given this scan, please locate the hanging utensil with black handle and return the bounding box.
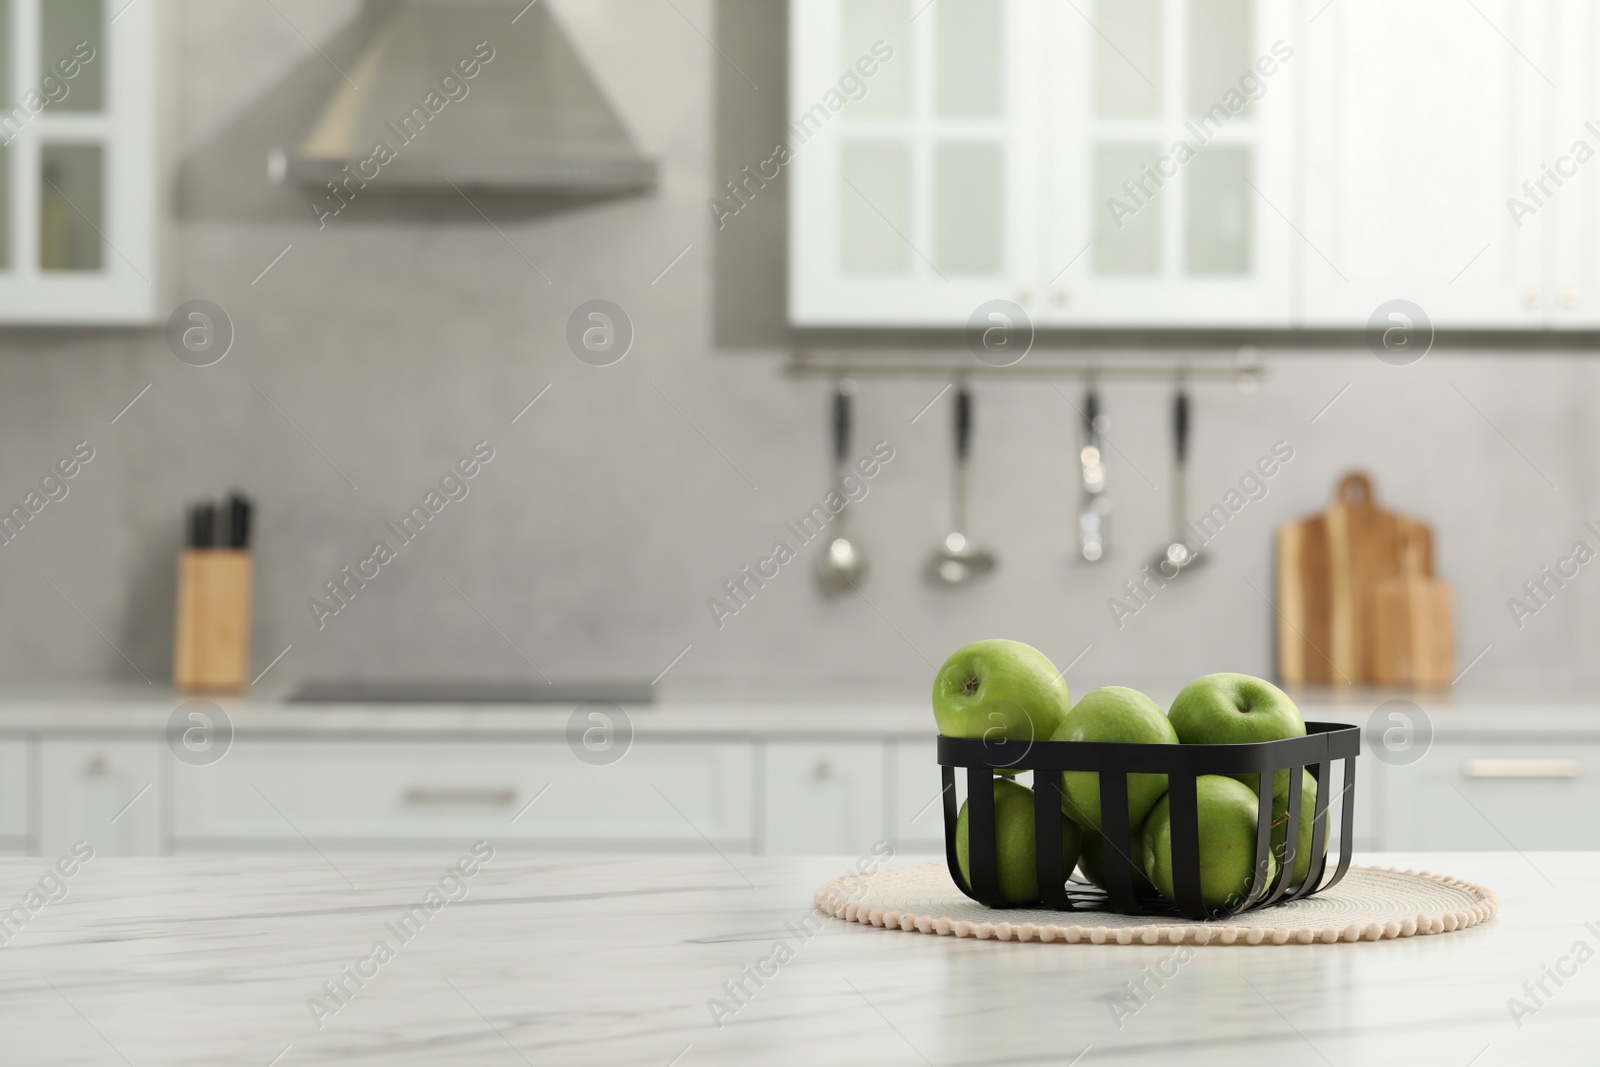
[1151,384,1204,578]
[816,379,868,592]
[928,382,995,585]
[1078,383,1111,562]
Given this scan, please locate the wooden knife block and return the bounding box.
[173,549,253,693]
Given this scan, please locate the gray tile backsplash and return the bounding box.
[0,0,1592,694]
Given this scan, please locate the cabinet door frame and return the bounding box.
[787,0,1044,327]
[757,739,889,855]
[0,0,159,324]
[1297,0,1546,328]
[39,737,164,857]
[1037,0,1297,326]
[1548,0,1600,326]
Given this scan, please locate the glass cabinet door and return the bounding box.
[1042,0,1294,325]
[0,0,157,323]
[39,0,105,273]
[789,0,1043,326]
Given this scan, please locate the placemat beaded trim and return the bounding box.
[814,863,1497,946]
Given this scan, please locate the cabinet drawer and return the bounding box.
[40,739,162,856]
[759,741,886,855]
[1385,742,1600,851]
[172,739,754,847]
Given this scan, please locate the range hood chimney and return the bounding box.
[280,0,656,195]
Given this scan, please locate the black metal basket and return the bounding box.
[939,721,1360,921]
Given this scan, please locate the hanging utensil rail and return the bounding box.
[784,348,1265,383]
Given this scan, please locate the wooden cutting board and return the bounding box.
[1368,534,1456,688]
[1276,472,1452,686]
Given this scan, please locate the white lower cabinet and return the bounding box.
[39,739,162,857]
[170,738,755,851]
[890,739,946,854]
[15,725,1600,858]
[1381,741,1600,852]
[1343,757,1383,854]
[0,740,32,851]
[758,740,888,855]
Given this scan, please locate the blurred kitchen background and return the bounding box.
[0,0,1593,857]
[1,0,1593,690]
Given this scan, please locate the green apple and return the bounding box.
[932,640,1071,771]
[1052,686,1177,832]
[956,778,1082,905]
[1167,673,1306,797]
[1272,769,1328,884]
[1076,827,1158,897]
[1141,775,1277,911]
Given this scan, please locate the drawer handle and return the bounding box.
[1462,759,1581,779]
[403,787,518,806]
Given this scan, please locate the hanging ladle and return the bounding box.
[1150,384,1205,578]
[928,382,995,585]
[816,378,868,591]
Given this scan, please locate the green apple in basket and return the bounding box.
[1076,827,1159,897]
[1052,686,1177,832]
[956,778,1083,905]
[1273,769,1329,884]
[932,640,1071,773]
[1141,774,1278,911]
[1167,673,1306,799]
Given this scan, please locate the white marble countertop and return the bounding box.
[0,681,1595,739]
[1,850,1592,1064]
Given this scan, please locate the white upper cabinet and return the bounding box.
[788,0,1044,326]
[789,0,1293,327]
[1298,0,1546,327]
[0,0,158,324]
[1548,0,1600,326]
[1042,0,1296,325]
[789,0,1600,329]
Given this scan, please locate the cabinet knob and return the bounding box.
[1525,291,1543,308]
[813,760,834,780]
[85,756,107,777]
[1017,289,1033,306]
[1053,290,1071,307]
[1562,290,1579,309]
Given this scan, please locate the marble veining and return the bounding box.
[0,851,1594,1064]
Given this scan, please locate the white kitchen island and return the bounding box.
[2,851,1591,1065]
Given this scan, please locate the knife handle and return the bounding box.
[832,380,854,465]
[227,493,252,550]
[191,504,216,549]
[955,384,972,463]
[1173,389,1190,464]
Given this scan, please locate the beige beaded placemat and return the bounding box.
[815,863,1497,945]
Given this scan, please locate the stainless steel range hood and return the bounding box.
[280,0,656,195]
